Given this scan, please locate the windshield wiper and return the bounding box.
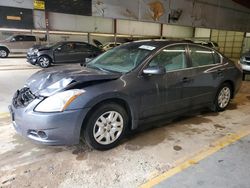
[86,64,123,74]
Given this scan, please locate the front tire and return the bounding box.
[83,103,128,150]
[38,56,51,68]
[0,48,9,58]
[212,83,232,112]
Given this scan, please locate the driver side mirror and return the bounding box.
[143,66,166,75]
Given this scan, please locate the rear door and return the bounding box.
[74,43,97,62]
[183,44,224,107]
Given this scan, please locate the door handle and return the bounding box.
[217,69,224,76]
[182,77,192,83]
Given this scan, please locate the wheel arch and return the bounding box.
[222,80,235,98]
[0,46,10,53]
[39,54,52,61]
[80,97,135,136]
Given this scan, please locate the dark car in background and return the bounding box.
[27,41,103,68]
[10,40,242,150]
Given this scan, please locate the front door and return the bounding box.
[54,42,78,63]
[139,44,190,119]
[8,35,26,53]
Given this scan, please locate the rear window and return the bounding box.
[189,45,215,67]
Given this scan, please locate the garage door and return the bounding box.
[210,30,244,59]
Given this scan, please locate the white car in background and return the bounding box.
[0,35,44,58]
[193,41,219,51]
[102,42,122,51]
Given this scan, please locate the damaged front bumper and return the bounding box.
[9,89,89,145]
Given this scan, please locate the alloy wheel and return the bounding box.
[0,50,7,58]
[218,86,231,108]
[39,57,50,67]
[93,111,124,145]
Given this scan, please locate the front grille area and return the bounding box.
[12,87,36,108]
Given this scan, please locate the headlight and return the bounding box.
[239,57,244,64]
[35,89,85,112]
[31,49,39,55]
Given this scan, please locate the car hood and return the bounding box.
[25,66,121,96]
[37,44,52,51]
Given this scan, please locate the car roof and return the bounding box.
[59,41,88,44]
[14,34,35,37]
[127,39,193,47]
[121,39,219,53]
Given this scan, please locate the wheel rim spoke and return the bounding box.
[94,128,104,138]
[96,121,104,127]
[112,113,119,122]
[108,111,115,122]
[96,133,105,142]
[109,130,116,141]
[105,133,111,144]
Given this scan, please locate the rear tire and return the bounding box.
[38,55,51,68]
[212,83,232,112]
[83,103,128,150]
[0,48,9,58]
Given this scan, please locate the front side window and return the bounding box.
[11,35,24,42]
[60,43,75,52]
[189,45,215,67]
[148,45,187,72]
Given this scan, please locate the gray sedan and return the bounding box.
[9,40,242,150]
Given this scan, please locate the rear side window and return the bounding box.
[75,43,92,51]
[149,45,187,72]
[214,52,221,64]
[189,45,214,67]
[24,36,36,41]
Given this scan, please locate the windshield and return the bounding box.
[45,43,56,48]
[87,43,155,73]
